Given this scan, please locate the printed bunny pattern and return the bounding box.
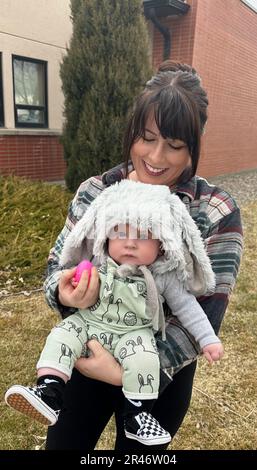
[38,257,160,398]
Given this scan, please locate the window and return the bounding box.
[241,0,257,13]
[0,53,4,127]
[12,55,48,128]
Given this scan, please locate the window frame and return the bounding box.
[0,53,4,127]
[12,54,48,128]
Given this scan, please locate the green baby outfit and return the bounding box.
[37,257,160,399]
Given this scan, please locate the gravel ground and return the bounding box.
[208,168,257,206]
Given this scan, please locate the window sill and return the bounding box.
[0,128,62,136]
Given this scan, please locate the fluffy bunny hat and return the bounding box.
[60,180,215,296]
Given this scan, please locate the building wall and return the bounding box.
[152,0,198,68]
[151,0,257,178]
[0,0,72,180]
[0,134,64,180]
[193,0,257,177]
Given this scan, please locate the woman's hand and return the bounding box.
[58,266,100,309]
[75,340,123,386]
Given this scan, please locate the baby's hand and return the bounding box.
[202,343,224,365]
[58,266,100,309]
[71,260,93,288]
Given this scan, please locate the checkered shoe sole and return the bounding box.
[125,411,171,446]
[5,385,59,426]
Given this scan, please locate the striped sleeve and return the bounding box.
[157,194,243,379]
[199,205,243,334]
[43,177,104,316]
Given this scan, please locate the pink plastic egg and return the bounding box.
[74,260,93,284]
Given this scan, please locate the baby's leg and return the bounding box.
[37,367,68,382]
[5,313,88,426]
[114,328,171,446]
[114,328,160,399]
[37,312,88,379]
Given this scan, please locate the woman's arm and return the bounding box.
[199,206,243,333]
[156,195,243,380]
[44,177,103,317]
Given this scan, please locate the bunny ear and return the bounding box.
[182,243,212,296]
[137,374,144,386]
[180,203,216,296]
[60,204,97,267]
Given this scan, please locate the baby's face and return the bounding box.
[108,224,160,266]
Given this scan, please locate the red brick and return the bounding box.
[151,0,257,177]
[0,135,66,181]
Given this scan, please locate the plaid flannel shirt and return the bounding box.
[44,162,243,381]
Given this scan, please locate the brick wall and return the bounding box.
[0,134,66,181]
[152,0,198,68]
[194,0,257,177]
[151,0,257,178]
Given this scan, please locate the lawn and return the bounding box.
[0,177,256,450]
[0,176,72,292]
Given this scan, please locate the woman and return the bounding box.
[44,61,243,450]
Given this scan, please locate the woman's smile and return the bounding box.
[143,160,169,176]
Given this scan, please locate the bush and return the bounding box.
[0,176,72,291]
[61,0,152,191]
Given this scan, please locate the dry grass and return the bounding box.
[0,189,256,450]
[0,176,72,292]
[0,294,56,450]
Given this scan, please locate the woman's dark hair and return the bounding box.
[123,60,208,183]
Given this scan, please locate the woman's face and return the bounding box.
[130,115,191,186]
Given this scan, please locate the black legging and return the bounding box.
[46,361,197,451]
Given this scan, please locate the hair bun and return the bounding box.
[158,60,197,75]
